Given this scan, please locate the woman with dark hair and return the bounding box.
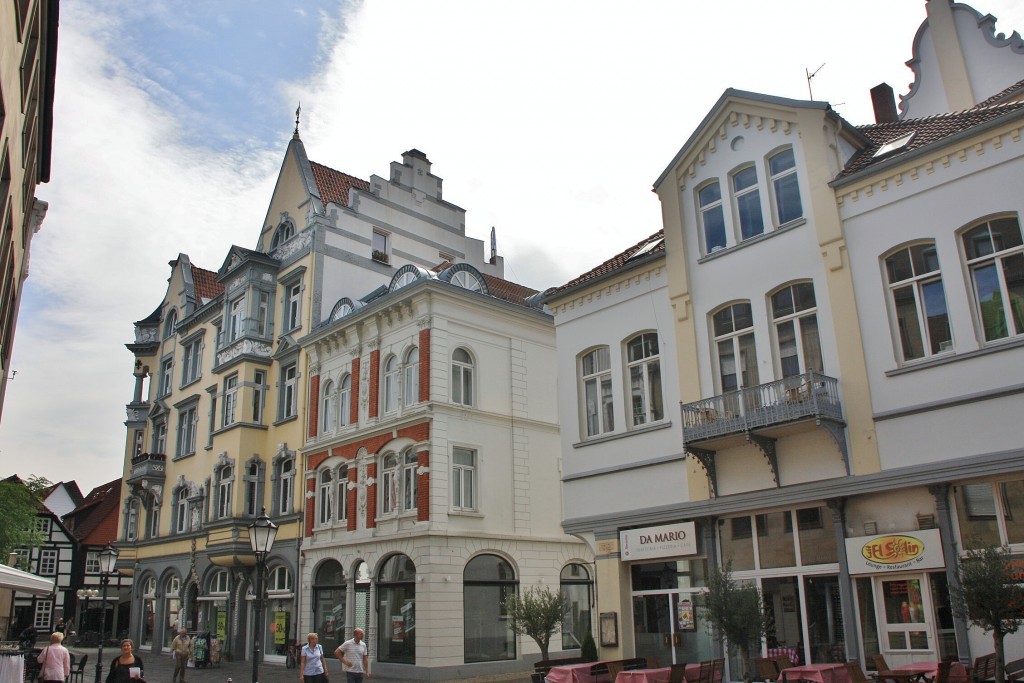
[106,639,144,682]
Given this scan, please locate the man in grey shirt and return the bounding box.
[334,628,370,682]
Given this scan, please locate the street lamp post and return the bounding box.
[75,588,98,643]
[247,509,278,683]
[94,545,119,683]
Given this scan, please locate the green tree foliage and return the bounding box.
[0,476,51,563]
[702,562,771,683]
[502,585,568,662]
[580,630,598,662]
[951,544,1024,683]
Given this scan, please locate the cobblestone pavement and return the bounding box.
[65,647,532,683]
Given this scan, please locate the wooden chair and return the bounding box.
[712,658,725,683]
[1004,658,1024,682]
[970,654,997,683]
[756,656,781,683]
[698,660,716,683]
[871,655,925,683]
[776,655,795,671]
[847,661,875,683]
[669,664,689,683]
[69,653,88,683]
[624,657,648,670]
[531,673,546,683]
[605,661,627,681]
[932,662,952,683]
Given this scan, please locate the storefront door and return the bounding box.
[872,574,937,666]
[632,592,709,668]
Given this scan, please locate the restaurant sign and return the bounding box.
[620,522,697,561]
[845,528,944,574]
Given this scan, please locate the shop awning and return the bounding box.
[0,563,55,596]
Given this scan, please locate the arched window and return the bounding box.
[712,302,759,394]
[771,282,825,374]
[268,565,293,592]
[163,309,177,340]
[381,454,398,515]
[451,348,474,407]
[381,450,419,516]
[698,181,726,254]
[560,564,593,650]
[339,374,352,427]
[464,554,517,662]
[383,355,399,413]
[164,575,181,647]
[277,456,294,515]
[322,380,337,434]
[580,347,613,437]
[270,220,295,250]
[140,576,157,647]
[402,450,418,513]
[318,469,333,526]
[314,561,346,653]
[404,347,419,407]
[377,555,416,663]
[883,245,951,362]
[961,216,1023,342]
[625,333,663,427]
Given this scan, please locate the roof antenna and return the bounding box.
[806,63,825,100]
[293,102,301,139]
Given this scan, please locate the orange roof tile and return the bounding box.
[310,161,370,208]
[548,230,665,297]
[191,265,223,301]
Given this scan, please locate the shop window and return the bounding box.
[720,517,755,571]
[464,554,517,663]
[561,564,592,650]
[377,554,416,664]
[797,506,837,566]
[757,511,796,569]
[313,560,346,654]
[955,478,1024,548]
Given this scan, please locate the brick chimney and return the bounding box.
[870,83,899,124]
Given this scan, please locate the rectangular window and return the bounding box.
[452,447,476,510]
[126,503,138,541]
[177,406,197,456]
[256,291,271,337]
[159,357,173,397]
[38,549,58,575]
[153,421,167,454]
[181,339,202,385]
[286,282,302,330]
[581,347,614,437]
[252,370,266,422]
[733,166,764,240]
[962,217,1024,342]
[768,148,803,225]
[281,364,297,419]
[699,182,727,253]
[372,229,390,264]
[85,551,100,574]
[34,600,52,629]
[885,245,951,362]
[34,518,49,534]
[229,296,246,341]
[223,375,238,427]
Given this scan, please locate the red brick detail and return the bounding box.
[308,374,320,439]
[418,328,431,402]
[304,476,316,537]
[368,350,380,419]
[417,449,430,522]
[347,467,358,532]
[307,450,330,471]
[350,358,361,425]
[366,462,378,529]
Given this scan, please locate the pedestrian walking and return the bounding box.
[334,628,370,683]
[170,628,192,682]
[299,632,328,683]
[36,632,71,683]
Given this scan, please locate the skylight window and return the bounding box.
[628,238,664,261]
[873,131,916,158]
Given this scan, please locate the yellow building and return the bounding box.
[0,0,58,419]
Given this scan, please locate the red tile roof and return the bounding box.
[310,161,370,208]
[191,265,223,301]
[62,478,122,546]
[480,273,539,308]
[840,100,1024,178]
[973,78,1024,109]
[547,230,665,297]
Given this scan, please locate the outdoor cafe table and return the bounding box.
[616,668,672,683]
[546,661,612,683]
[778,663,851,683]
[894,661,969,683]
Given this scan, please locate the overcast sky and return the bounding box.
[4,0,1023,495]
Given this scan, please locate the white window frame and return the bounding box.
[770,282,824,377]
[175,489,189,533]
[210,569,230,595]
[883,244,952,363]
[126,500,138,541]
[712,302,759,394]
[372,229,390,264]
[229,295,246,342]
[404,347,420,407]
[153,420,167,454]
[286,281,302,331]
[85,551,100,574]
[256,290,271,337]
[34,600,52,629]
[339,374,352,427]
[698,180,727,254]
[767,147,803,226]
[252,369,266,423]
[402,450,418,512]
[159,357,173,397]
[580,346,614,438]
[278,458,294,515]
[731,164,765,241]
[381,454,398,515]
[38,548,57,575]
[244,461,260,518]
[280,363,298,420]
[336,464,349,523]
[318,469,333,526]
[961,216,1024,343]
[223,374,239,427]
[216,465,233,519]
[451,348,474,407]
[625,332,663,428]
[269,565,293,592]
[321,380,337,434]
[452,446,477,511]
[182,339,202,385]
[177,405,197,457]
[383,355,399,413]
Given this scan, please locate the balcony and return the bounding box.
[680,372,848,495]
[126,452,167,486]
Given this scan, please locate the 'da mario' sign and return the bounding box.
[845,528,944,574]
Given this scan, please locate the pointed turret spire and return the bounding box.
[294,103,302,139]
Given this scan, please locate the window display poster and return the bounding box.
[216,611,226,640]
[274,612,287,645]
[677,599,695,631]
[391,615,405,641]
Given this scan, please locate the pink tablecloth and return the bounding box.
[768,647,802,665]
[894,662,969,683]
[778,663,850,683]
[546,662,611,683]
[617,668,672,683]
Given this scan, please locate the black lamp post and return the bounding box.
[94,544,119,683]
[75,588,98,642]
[247,509,278,683]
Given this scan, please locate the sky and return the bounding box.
[3,0,1024,495]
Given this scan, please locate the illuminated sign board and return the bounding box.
[620,522,697,561]
[845,528,944,574]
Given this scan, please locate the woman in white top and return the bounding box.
[36,632,71,683]
[299,632,329,683]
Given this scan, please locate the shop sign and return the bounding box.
[620,522,697,561]
[274,612,287,645]
[845,528,944,574]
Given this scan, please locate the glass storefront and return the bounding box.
[631,559,713,668]
[561,564,593,650]
[313,560,346,654]
[377,554,416,664]
[464,554,517,663]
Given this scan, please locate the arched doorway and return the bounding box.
[376,554,415,664]
[313,560,346,654]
